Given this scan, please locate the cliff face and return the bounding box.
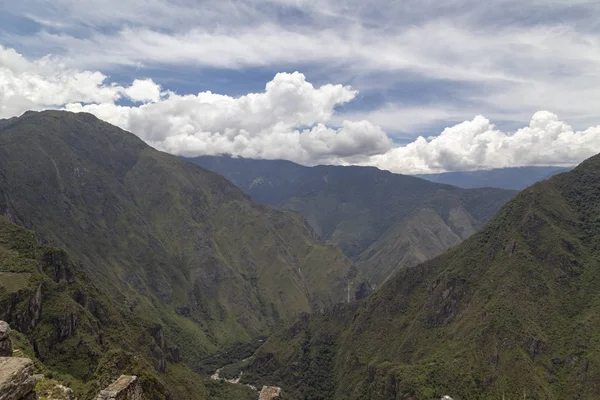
[0,322,12,357]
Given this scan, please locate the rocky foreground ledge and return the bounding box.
[0,321,143,400]
[95,376,142,400]
[0,357,37,400]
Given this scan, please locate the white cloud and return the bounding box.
[0,46,165,118]
[0,46,121,117]
[365,111,600,174]
[124,79,163,103]
[10,11,600,131]
[2,46,600,173]
[64,71,392,164]
[331,105,461,138]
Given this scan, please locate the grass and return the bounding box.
[0,272,31,292]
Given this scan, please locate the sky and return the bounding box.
[2,0,600,173]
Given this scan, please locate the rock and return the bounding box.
[28,285,42,330]
[0,321,12,357]
[95,375,142,400]
[38,382,74,400]
[440,396,454,400]
[258,386,281,400]
[0,357,38,400]
[0,322,10,341]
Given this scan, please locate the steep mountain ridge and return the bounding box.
[186,156,516,286]
[0,111,354,379]
[242,155,600,399]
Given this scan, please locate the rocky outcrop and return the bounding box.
[258,386,281,400]
[0,357,38,400]
[95,375,142,400]
[34,376,74,400]
[149,325,180,373]
[0,321,12,356]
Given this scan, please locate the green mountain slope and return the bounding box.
[186,156,516,286]
[0,111,354,383]
[0,216,210,399]
[243,154,600,399]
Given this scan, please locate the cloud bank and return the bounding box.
[365,112,600,174]
[2,46,600,173]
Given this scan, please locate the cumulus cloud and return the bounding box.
[365,111,600,174]
[0,46,164,118]
[65,72,392,164]
[2,46,600,173]
[0,46,121,117]
[0,45,391,165]
[124,79,163,103]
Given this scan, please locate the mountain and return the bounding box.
[241,153,600,399]
[185,156,517,285]
[0,110,354,397]
[416,166,572,190]
[0,216,210,399]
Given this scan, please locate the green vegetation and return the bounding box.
[0,272,31,292]
[204,379,257,400]
[0,110,355,398]
[0,216,208,399]
[186,156,516,286]
[244,153,600,399]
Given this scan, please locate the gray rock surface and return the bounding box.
[0,321,12,357]
[258,386,281,400]
[95,376,142,400]
[0,357,37,400]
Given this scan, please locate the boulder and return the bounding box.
[0,321,12,357]
[258,386,281,400]
[95,375,142,400]
[0,357,37,400]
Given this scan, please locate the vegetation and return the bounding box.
[0,216,209,399]
[186,155,516,286]
[0,110,355,398]
[244,154,600,398]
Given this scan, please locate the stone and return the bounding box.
[95,375,142,400]
[0,357,37,400]
[0,322,10,341]
[0,321,12,357]
[38,382,74,400]
[258,386,281,400]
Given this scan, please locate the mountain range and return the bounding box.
[185,156,516,285]
[239,152,598,399]
[0,110,583,400]
[0,110,355,399]
[416,166,572,190]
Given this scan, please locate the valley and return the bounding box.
[240,150,600,399]
[186,156,517,286]
[0,110,591,400]
[1,1,596,399]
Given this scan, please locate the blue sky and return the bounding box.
[2,0,600,173]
